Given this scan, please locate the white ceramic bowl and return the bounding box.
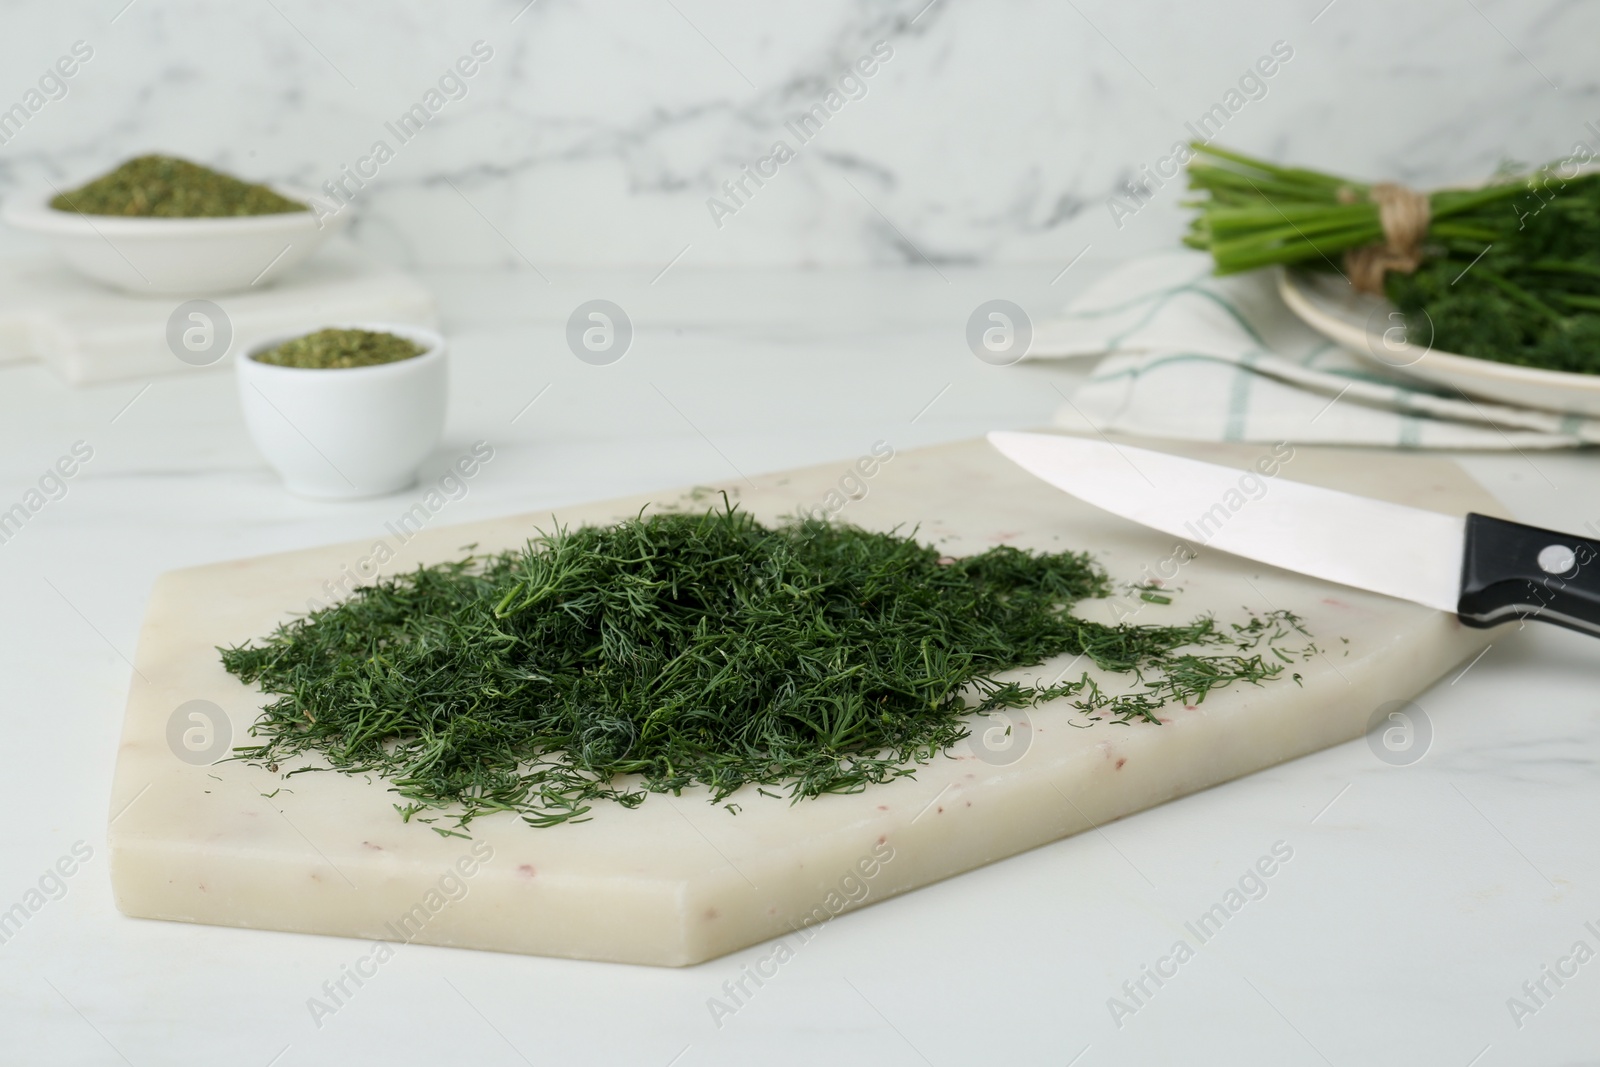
[1280,256,1600,417]
[237,323,447,499]
[2,185,345,296]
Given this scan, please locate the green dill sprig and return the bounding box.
[221,504,1314,829]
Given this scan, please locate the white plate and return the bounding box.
[3,185,347,296]
[1278,267,1600,418]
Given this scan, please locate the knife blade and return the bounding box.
[987,430,1600,637]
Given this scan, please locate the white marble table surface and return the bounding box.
[1,257,1597,1066]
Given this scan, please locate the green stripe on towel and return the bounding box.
[1223,353,1256,442]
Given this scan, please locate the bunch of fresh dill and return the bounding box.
[221,505,1312,830]
[1384,183,1600,373]
[1183,143,1600,373]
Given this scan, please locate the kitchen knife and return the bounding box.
[987,430,1600,637]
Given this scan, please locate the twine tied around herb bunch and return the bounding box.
[1338,182,1432,295]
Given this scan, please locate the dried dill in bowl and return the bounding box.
[221,504,1314,830]
[50,154,307,218]
[252,327,426,370]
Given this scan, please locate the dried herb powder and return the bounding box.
[221,505,1315,830]
[254,328,425,370]
[50,155,307,218]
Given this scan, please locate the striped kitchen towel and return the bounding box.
[1028,251,1600,449]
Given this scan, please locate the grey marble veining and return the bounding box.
[0,0,1595,269]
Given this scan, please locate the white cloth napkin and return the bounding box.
[1029,251,1599,449]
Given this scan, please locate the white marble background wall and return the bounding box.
[0,0,1594,268]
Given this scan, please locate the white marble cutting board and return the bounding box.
[108,435,1502,966]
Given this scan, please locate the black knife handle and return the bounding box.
[1458,513,1600,636]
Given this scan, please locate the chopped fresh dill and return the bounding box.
[221,504,1315,828]
[1127,580,1177,605]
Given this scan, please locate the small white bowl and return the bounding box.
[2,185,345,296]
[237,323,447,500]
